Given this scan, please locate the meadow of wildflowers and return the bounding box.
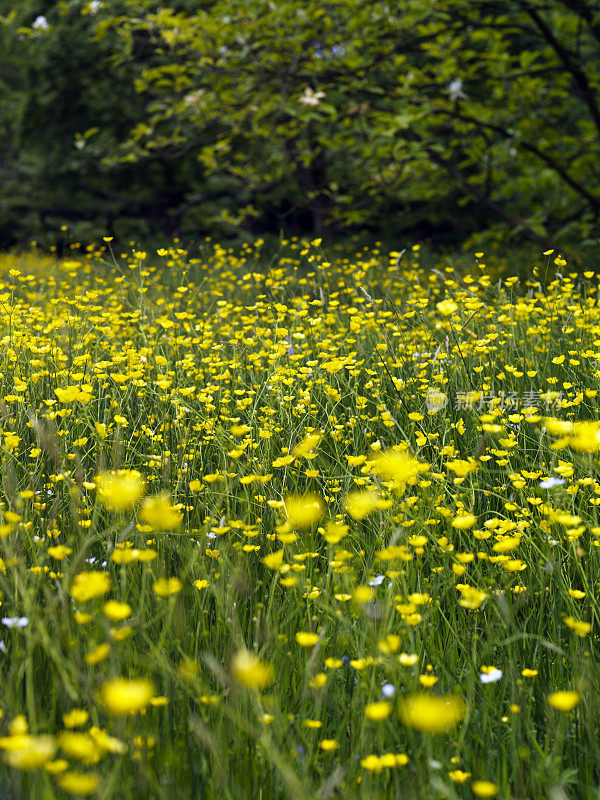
[0,239,598,798]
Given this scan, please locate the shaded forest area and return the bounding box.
[1,0,599,254]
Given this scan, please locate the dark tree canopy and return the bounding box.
[1,0,599,252]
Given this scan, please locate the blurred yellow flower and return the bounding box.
[354,585,374,603]
[100,677,155,715]
[457,585,487,610]
[446,458,478,477]
[436,299,458,316]
[152,577,182,597]
[69,571,111,602]
[102,600,132,621]
[319,739,339,751]
[398,653,419,666]
[140,494,182,530]
[360,753,409,771]
[370,450,429,492]
[295,631,319,647]
[262,550,284,570]
[451,513,477,529]
[547,690,580,711]
[365,701,392,721]
[284,493,324,528]
[567,421,600,453]
[521,668,538,678]
[448,769,471,783]
[544,418,573,436]
[345,490,379,520]
[62,709,89,729]
[96,469,145,512]
[57,771,100,795]
[564,616,591,636]
[321,521,348,544]
[378,634,401,654]
[57,732,101,764]
[292,432,322,457]
[472,780,499,797]
[47,545,73,560]
[45,758,69,775]
[231,650,274,690]
[398,693,466,733]
[84,642,110,665]
[94,421,108,438]
[0,734,57,769]
[492,536,520,553]
[309,672,328,689]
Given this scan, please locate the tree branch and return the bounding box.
[516,0,600,140]
[429,105,600,212]
[558,0,600,49]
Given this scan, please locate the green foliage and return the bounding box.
[0,1,209,248]
[1,0,600,250]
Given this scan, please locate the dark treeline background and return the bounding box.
[1,0,599,254]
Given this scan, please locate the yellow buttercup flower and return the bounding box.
[321,521,349,544]
[365,701,392,721]
[448,769,471,783]
[0,734,57,770]
[231,650,274,689]
[564,616,591,636]
[354,585,374,603]
[284,493,324,528]
[398,653,419,666]
[521,669,538,678]
[292,432,322,457]
[96,469,145,512]
[492,536,520,553]
[152,577,183,597]
[547,690,580,711]
[544,418,573,436]
[57,732,102,764]
[57,771,101,795]
[102,600,132,621]
[62,709,89,729]
[140,494,182,530]
[472,780,499,797]
[344,490,379,520]
[69,571,111,602]
[436,299,458,316]
[47,545,73,560]
[88,727,127,754]
[84,642,111,665]
[567,421,600,453]
[451,513,477,530]
[262,550,284,570]
[45,759,69,775]
[295,631,319,647]
[370,450,429,492]
[319,739,339,751]
[398,693,466,733]
[446,458,478,477]
[378,634,401,654]
[457,585,487,610]
[100,677,155,715]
